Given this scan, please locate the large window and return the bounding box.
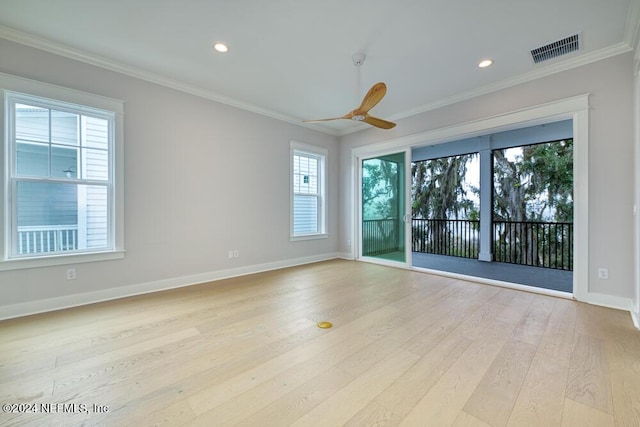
[1,74,124,269]
[291,142,327,239]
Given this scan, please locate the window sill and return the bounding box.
[290,233,329,242]
[0,250,126,271]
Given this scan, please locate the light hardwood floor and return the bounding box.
[1,260,639,426]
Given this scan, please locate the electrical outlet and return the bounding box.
[598,268,609,280]
[233,250,240,258]
[66,268,76,280]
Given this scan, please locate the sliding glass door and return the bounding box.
[359,151,409,266]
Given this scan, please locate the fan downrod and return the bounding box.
[352,53,366,67]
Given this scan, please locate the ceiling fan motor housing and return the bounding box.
[352,52,366,66]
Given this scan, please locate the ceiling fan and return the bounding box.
[304,53,396,130]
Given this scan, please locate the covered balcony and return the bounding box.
[362,218,573,293]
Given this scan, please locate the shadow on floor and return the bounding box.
[412,252,572,293]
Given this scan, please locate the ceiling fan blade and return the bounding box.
[363,115,396,129]
[355,82,387,115]
[303,112,353,123]
[303,117,342,123]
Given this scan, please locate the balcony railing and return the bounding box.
[411,218,573,271]
[17,225,78,255]
[362,219,401,256]
[412,218,480,259]
[493,220,573,270]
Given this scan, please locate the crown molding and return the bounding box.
[626,0,640,75]
[0,25,341,136]
[625,0,640,52]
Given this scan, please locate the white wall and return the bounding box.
[0,39,340,317]
[340,53,636,307]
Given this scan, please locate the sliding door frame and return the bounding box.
[350,94,589,300]
[354,147,412,269]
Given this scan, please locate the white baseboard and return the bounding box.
[0,252,341,321]
[336,251,354,260]
[632,309,640,329]
[582,292,634,312]
[580,292,639,329]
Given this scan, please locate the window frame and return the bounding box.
[1,72,125,271]
[290,141,328,241]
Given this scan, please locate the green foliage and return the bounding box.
[362,157,400,220]
[412,153,478,220]
[493,139,573,222]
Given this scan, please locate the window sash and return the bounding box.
[6,92,115,258]
[291,144,326,238]
[293,194,320,235]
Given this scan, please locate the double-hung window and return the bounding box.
[1,74,124,269]
[291,141,327,240]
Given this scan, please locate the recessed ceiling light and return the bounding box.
[213,42,229,53]
[478,59,493,68]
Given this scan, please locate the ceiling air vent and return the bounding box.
[530,33,580,64]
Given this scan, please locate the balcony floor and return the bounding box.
[412,252,572,293]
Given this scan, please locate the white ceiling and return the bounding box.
[0,0,637,135]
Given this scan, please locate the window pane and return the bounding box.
[17,181,78,227]
[293,153,319,196]
[15,181,109,255]
[51,145,78,179]
[15,104,49,143]
[293,194,318,234]
[293,155,300,193]
[83,185,109,249]
[84,116,109,150]
[52,110,79,146]
[16,142,49,177]
[308,175,317,194]
[82,148,109,181]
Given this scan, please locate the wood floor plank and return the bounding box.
[345,401,403,427]
[463,338,538,427]
[0,375,54,403]
[606,333,640,426]
[509,295,555,346]
[507,355,568,426]
[574,302,633,341]
[566,333,614,414]
[94,395,197,427]
[376,330,473,418]
[452,411,493,427]
[336,295,470,378]
[535,297,577,367]
[290,349,420,427]
[561,398,615,427]
[234,366,355,427]
[189,333,374,426]
[495,291,534,324]
[402,285,502,356]
[398,318,518,427]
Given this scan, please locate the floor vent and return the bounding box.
[530,33,580,64]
